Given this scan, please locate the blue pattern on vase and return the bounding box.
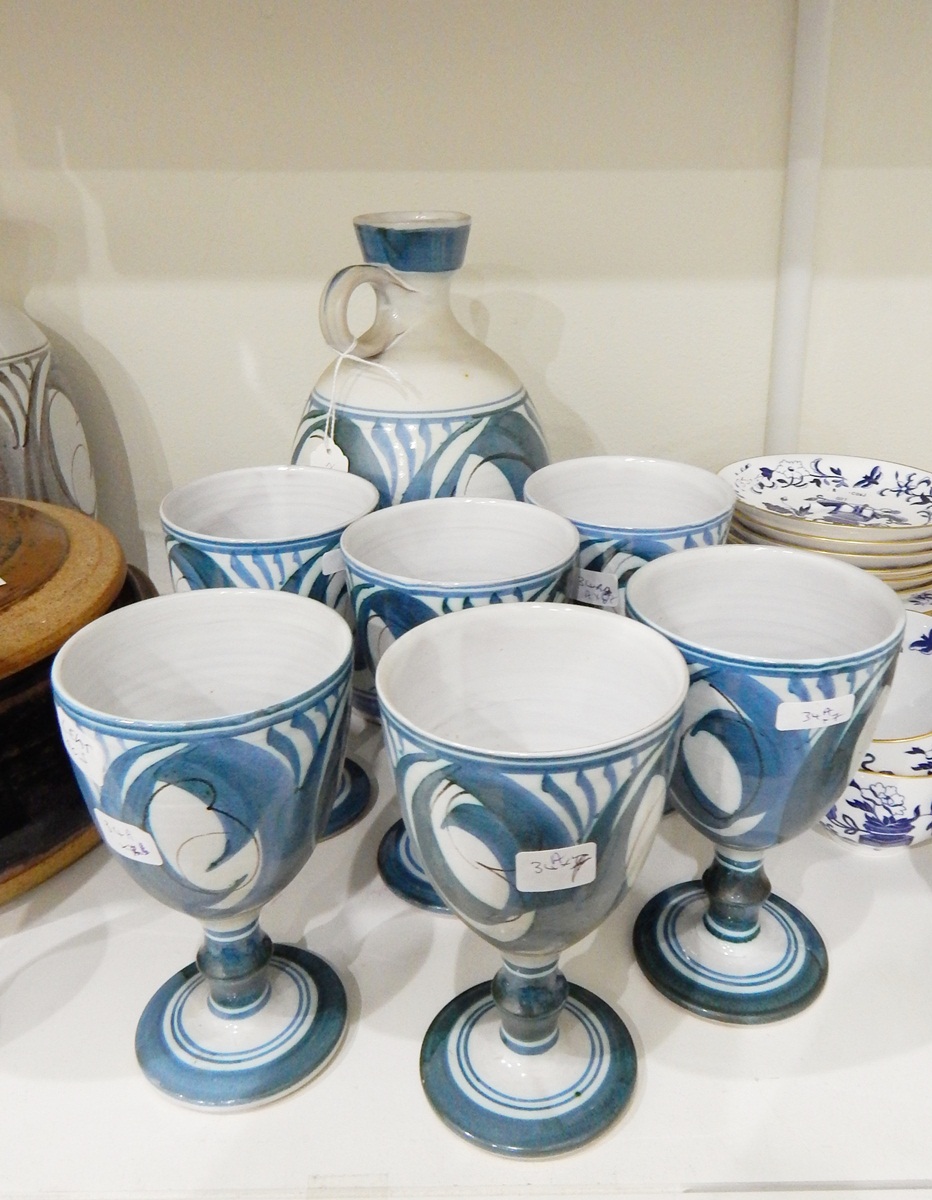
[292,391,549,508]
[669,652,899,851]
[381,714,680,957]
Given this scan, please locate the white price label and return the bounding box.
[775,693,855,731]
[574,568,619,612]
[56,711,108,788]
[515,842,597,892]
[94,810,163,866]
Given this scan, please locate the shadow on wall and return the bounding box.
[456,282,601,461]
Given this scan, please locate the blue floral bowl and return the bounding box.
[822,767,932,850]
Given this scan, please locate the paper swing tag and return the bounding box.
[303,438,349,472]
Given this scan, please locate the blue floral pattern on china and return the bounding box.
[54,670,350,918]
[292,390,549,508]
[665,650,900,852]
[726,455,932,527]
[380,711,681,955]
[822,776,931,848]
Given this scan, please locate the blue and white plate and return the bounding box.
[720,455,932,543]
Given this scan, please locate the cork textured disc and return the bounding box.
[0,499,126,679]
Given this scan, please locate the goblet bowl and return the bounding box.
[341,496,578,910]
[625,544,905,1022]
[523,455,735,611]
[376,602,688,1156]
[159,463,379,837]
[52,588,353,1107]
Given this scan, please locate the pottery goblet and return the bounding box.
[625,544,905,1022]
[159,463,379,837]
[376,602,688,1156]
[524,455,735,611]
[51,588,353,1107]
[340,496,579,910]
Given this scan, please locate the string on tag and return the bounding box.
[306,338,406,472]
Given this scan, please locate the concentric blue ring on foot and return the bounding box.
[135,944,347,1108]
[419,980,637,1157]
[633,881,828,1024]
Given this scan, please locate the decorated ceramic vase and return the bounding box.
[291,211,550,506]
[0,302,96,516]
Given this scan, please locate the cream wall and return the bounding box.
[1,0,929,587]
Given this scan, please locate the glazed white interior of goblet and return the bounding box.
[52,589,351,725]
[625,544,905,661]
[340,497,579,585]
[523,456,735,532]
[376,603,688,754]
[159,465,379,543]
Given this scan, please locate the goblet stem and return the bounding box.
[196,913,273,1016]
[633,842,829,1023]
[491,958,568,1055]
[701,849,771,943]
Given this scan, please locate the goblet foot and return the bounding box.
[633,881,828,1023]
[135,944,347,1108]
[377,819,447,912]
[419,981,636,1157]
[322,757,373,839]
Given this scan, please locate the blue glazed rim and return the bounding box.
[375,602,689,766]
[354,211,470,273]
[51,591,352,739]
[308,386,530,421]
[162,524,340,557]
[550,509,733,542]
[343,554,576,600]
[159,465,379,549]
[340,498,579,595]
[625,546,906,675]
[380,685,683,773]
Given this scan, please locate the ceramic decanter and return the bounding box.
[291,211,550,506]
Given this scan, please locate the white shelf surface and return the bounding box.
[2,714,931,1200]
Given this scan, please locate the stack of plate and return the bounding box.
[718,453,932,596]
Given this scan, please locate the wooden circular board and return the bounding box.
[0,500,139,904]
[0,499,126,680]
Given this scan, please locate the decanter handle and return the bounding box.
[319,263,415,359]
